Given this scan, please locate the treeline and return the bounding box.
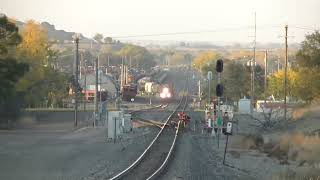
[268,31,320,103]
[192,52,263,102]
[192,31,320,103]
[0,15,68,122]
[86,33,156,69]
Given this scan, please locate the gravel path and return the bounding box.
[0,127,158,180]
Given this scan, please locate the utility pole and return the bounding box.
[284,25,288,121]
[125,65,128,85]
[79,53,82,80]
[94,56,98,127]
[264,50,268,101]
[99,57,102,103]
[84,59,87,111]
[107,55,110,68]
[198,80,201,100]
[120,57,124,92]
[251,12,256,113]
[129,56,132,69]
[207,71,212,104]
[99,58,102,123]
[277,56,280,72]
[73,34,80,127]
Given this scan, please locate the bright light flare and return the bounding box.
[163,87,169,93]
[160,87,172,99]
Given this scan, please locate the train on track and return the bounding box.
[121,84,138,101]
[136,71,174,100]
[159,83,174,99]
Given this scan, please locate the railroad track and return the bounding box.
[128,104,167,114]
[109,80,189,180]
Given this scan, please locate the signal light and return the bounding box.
[216,84,223,97]
[216,59,223,72]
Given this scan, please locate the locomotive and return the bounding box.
[159,83,174,99]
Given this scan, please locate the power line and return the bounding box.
[292,26,319,31]
[110,25,318,40]
[111,26,259,39]
[48,25,318,43]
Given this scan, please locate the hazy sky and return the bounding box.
[1,0,319,43]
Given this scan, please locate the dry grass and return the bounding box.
[292,102,320,120]
[230,134,264,150]
[285,133,320,163]
[230,133,320,165]
[272,168,320,180]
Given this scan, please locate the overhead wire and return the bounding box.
[111,26,260,39]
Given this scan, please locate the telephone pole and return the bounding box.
[99,56,102,103]
[284,25,288,121]
[264,50,268,101]
[251,12,256,113]
[84,59,87,111]
[120,57,124,92]
[94,56,98,127]
[73,34,80,127]
[107,55,110,68]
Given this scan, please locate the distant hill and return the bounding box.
[14,20,91,43]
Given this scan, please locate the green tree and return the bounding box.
[104,37,113,44]
[296,31,320,68]
[0,15,29,127]
[117,44,155,69]
[295,31,320,102]
[0,15,21,57]
[93,33,103,43]
[222,61,247,101]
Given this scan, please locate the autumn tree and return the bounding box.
[16,20,68,108]
[267,31,320,103]
[267,69,299,100]
[17,20,49,65]
[192,51,220,72]
[169,52,184,65]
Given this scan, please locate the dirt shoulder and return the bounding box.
[226,107,320,180]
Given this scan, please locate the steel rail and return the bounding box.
[109,95,186,180]
[146,86,189,180]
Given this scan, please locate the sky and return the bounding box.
[1,0,319,44]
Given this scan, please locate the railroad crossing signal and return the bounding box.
[216,84,223,97]
[215,59,223,149]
